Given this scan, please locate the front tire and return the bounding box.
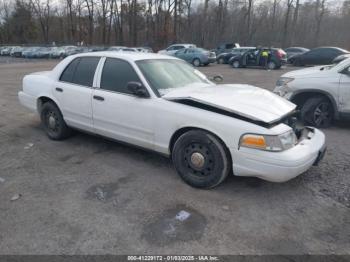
[40,102,72,140]
[301,96,334,128]
[172,130,231,189]
[232,61,240,68]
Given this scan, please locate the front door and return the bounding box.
[339,67,350,114]
[92,57,155,149]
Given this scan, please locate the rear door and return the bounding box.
[92,57,155,149]
[54,56,100,132]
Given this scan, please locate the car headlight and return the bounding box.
[274,77,294,97]
[239,130,297,152]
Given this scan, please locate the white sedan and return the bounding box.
[18,52,326,188]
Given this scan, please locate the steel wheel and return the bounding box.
[172,130,231,188]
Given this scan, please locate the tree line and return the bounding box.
[0,0,349,50]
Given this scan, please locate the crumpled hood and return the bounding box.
[163,84,296,124]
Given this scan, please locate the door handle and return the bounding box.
[55,87,63,92]
[93,95,104,101]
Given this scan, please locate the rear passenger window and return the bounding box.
[100,58,141,95]
[60,57,100,87]
[60,58,80,83]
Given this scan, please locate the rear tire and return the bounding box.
[267,61,277,70]
[40,102,72,140]
[192,58,201,67]
[172,130,230,189]
[301,96,334,128]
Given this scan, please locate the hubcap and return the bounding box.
[190,152,205,169]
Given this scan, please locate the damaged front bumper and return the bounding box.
[231,127,326,182]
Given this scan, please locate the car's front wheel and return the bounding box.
[172,130,231,189]
[40,101,72,140]
[301,96,334,128]
[232,61,240,68]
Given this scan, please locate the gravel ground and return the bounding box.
[0,58,349,255]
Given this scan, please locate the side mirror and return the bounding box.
[127,82,150,98]
[340,67,350,76]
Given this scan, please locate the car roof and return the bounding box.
[73,51,179,62]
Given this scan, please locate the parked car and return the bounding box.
[231,48,287,70]
[274,58,350,128]
[108,46,127,51]
[1,46,13,56]
[212,43,239,55]
[22,47,41,58]
[158,44,196,55]
[36,47,54,58]
[174,47,216,66]
[332,54,350,64]
[292,47,349,66]
[216,47,255,64]
[284,47,309,63]
[18,52,326,188]
[10,46,24,57]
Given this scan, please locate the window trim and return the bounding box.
[59,56,101,88]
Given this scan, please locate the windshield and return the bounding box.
[136,59,210,96]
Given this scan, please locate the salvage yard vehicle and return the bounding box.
[284,47,309,63]
[158,44,196,55]
[217,47,255,64]
[174,47,216,66]
[274,58,350,128]
[231,48,287,70]
[18,52,326,188]
[292,47,349,66]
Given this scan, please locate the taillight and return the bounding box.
[277,49,286,59]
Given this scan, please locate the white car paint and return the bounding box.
[158,44,196,56]
[274,58,350,117]
[19,52,326,183]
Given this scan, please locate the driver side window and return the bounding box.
[100,58,141,95]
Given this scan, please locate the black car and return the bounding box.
[212,43,239,55]
[216,47,255,64]
[230,48,287,70]
[284,47,309,63]
[292,47,349,66]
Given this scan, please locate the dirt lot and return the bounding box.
[0,58,349,255]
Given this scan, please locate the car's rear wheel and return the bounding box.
[40,102,72,140]
[172,130,231,189]
[192,58,201,67]
[301,96,334,128]
[232,61,240,68]
[267,61,277,70]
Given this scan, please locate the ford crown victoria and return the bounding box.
[18,52,326,188]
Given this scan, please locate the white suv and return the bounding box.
[274,58,350,127]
